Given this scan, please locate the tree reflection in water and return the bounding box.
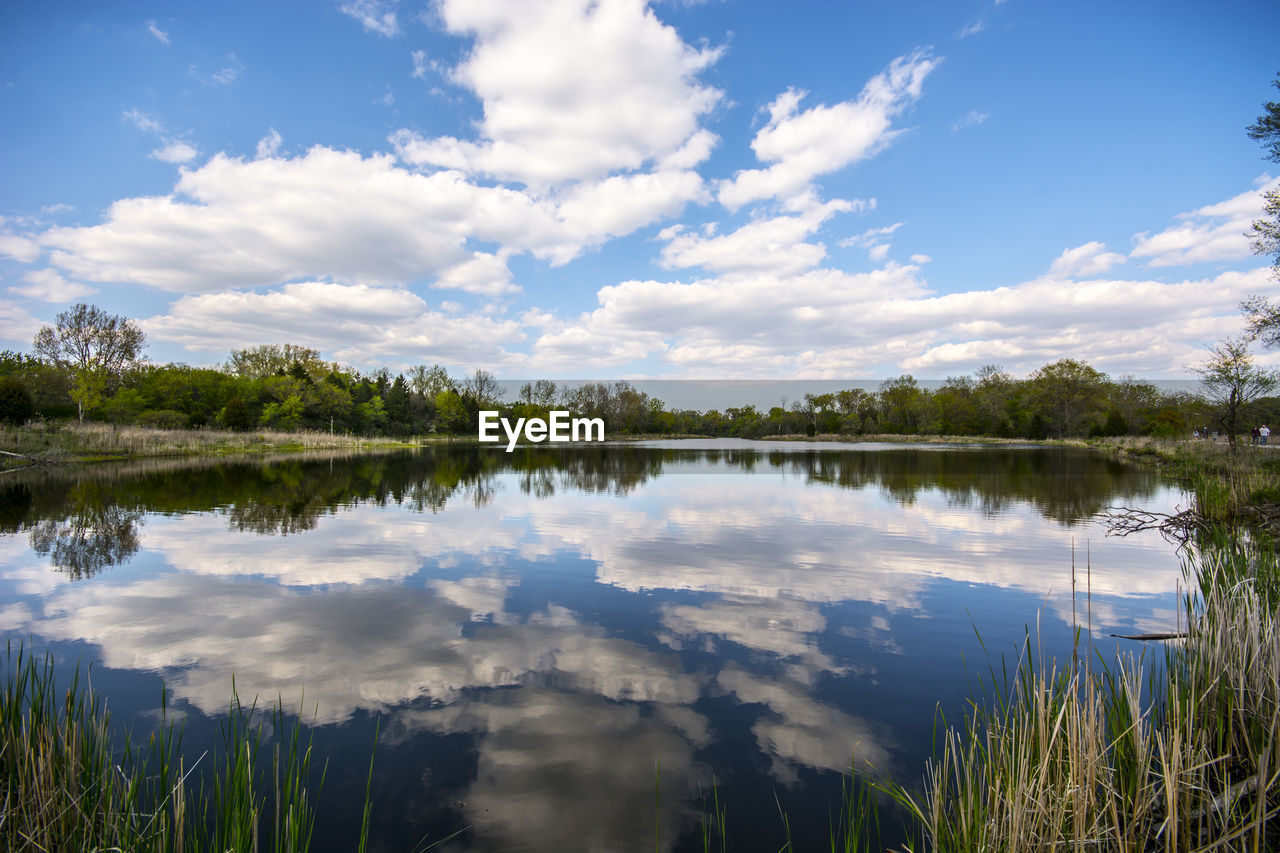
[4,444,1162,580]
[27,482,142,579]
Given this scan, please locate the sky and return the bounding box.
[1,0,1278,380]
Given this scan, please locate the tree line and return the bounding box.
[0,309,1271,440]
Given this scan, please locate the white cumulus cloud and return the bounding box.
[1047,241,1125,278]
[149,141,198,164]
[1131,176,1279,267]
[143,280,525,369]
[718,51,939,209]
[8,268,96,302]
[255,128,283,159]
[393,0,723,187]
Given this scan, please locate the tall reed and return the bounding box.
[0,645,345,853]
[888,543,1280,852]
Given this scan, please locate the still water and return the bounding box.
[0,441,1185,851]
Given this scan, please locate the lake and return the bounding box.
[0,441,1185,851]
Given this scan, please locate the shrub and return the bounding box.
[219,396,253,431]
[136,409,188,429]
[0,376,34,425]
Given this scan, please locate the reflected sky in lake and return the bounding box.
[0,443,1185,851]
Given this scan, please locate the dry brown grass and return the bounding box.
[893,545,1280,852]
[0,420,429,468]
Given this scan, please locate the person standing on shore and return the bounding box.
[1253,426,1261,445]
[1262,425,1272,446]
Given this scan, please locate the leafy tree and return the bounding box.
[1027,359,1108,437]
[356,395,387,434]
[1242,73,1280,346]
[32,303,146,421]
[1104,378,1161,435]
[434,390,470,433]
[1243,295,1280,350]
[260,394,305,431]
[463,369,502,408]
[134,365,238,423]
[226,343,327,379]
[218,396,253,431]
[305,380,353,432]
[408,364,454,397]
[256,375,307,408]
[878,375,927,433]
[383,375,412,434]
[0,376,34,425]
[1195,336,1279,456]
[932,376,982,435]
[98,388,147,424]
[1096,410,1129,437]
[972,364,1017,436]
[373,368,391,397]
[612,381,652,433]
[1247,71,1280,164]
[288,361,314,384]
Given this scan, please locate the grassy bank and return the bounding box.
[0,421,444,469]
[1074,435,1280,529]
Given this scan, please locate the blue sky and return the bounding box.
[2,0,1278,379]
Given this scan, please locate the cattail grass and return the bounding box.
[0,644,356,853]
[888,542,1280,852]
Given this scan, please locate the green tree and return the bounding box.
[408,364,454,397]
[1104,378,1162,436]
[878,375,927,434]
[972,364,1017,436]
[218,396,253,431]
[932,377,982,436]
[260,394,305,431]
[356,395,387,434]
[0,376,34,425]
[32,303,146,421]
[1248,72,1280,163]
[1027,359,1108,437]
[304,380,353,432]
[1195,336,1279,456]
[1242,73,1280,344]
[226,343,328,379]
[98,388,147,424]
[434,390,470,433]
[383,375,412,434]
[0,351,72,417]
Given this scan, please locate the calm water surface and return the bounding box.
[0,441,1185,851]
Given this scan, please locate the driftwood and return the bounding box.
[1190,772,1261,823]
[1102,505,1207,548]
[1109,632,1188,641]
[0,449,57,474]
[1250,502,1280,537]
